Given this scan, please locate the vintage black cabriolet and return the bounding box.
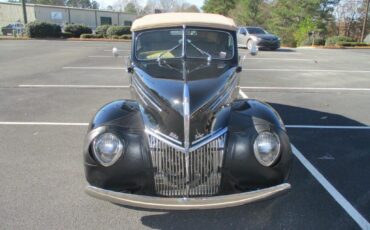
[84,13,292,210]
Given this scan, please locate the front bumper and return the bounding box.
[85,183,291,210]
[256,40,280,49]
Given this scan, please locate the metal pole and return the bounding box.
[21,0,27,24]
[95,10,98,28]
[68,8,71,24]
[361,0,370,41]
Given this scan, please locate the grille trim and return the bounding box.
[146,128,227,197]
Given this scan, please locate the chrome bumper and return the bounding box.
[85,183,291,210]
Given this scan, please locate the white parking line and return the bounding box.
[286,125,370,129]
[93,56,314,61]
[87,55,124,58]
[291,146,370,229]
[239,50,302,55]
[104,49,130,52]
[88,55,129,58]
[238,90,370,229]
[244,58,314,61]
[62,66,124,70]
[243,68,370,73]
[0,122,88,126]
[62,66,370,73]
[18,84,130,89]
[241,86,370,92]
[238,89,248,98]
[3,121,369,132]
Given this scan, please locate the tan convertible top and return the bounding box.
[131,13,237,32]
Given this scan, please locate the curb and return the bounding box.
[298,45,370,49]
[0,37,131,42]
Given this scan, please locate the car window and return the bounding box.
[239,28,246,34]
[186,29,234,60]
[136,29,234,60]
[246,28,266,34]
[136,29,183,60]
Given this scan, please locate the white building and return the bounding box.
[0,2,137,29]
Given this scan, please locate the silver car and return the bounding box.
[237,26,280,50]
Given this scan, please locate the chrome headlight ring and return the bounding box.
[253,131,281,167]
[92,132,124,167]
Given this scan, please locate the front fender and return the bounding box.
[89,100,144,130]
[220,99,292,194]
[228,99,286,131]
[83,100,155,195]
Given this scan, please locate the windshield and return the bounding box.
[135,29,234,60]
[246,27,266,34]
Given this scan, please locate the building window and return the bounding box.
[101,17,112,25]
[124,21,132,26]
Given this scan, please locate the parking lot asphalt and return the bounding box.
[0,40,369,229]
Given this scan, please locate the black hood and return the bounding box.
[132,59,238,143]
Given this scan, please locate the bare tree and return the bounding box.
[141,0,199,14]
[178,3,200,12]
[334,0,365,39]
[142,0,158,14]
[112,0,128,11]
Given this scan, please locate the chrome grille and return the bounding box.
[148,132,226,197]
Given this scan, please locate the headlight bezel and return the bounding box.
[253,131,281,167]
[92,132,124,167]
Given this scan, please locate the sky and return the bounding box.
[97,0,204,9]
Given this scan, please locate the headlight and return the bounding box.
[253,131,280,167]
[251,36,260,41]
[92,133,124,167]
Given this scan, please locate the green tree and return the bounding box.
[66,0,94,8]
[267,0,338,47]
[202,0,236,16]
[91,0,99,9]
[27,0,65,6]
[294,17,317,45]
[229,0,267,26]
[180,4,200,12]
[124,2,137,14]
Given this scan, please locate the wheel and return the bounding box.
[247,40,253,50]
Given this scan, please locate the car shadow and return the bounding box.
[239,47,296,52]
[119,103,363,229]
[272,48,296,52]
[256,48,296,52]
[268,103,365,127]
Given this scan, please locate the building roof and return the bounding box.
[131,13,237,32]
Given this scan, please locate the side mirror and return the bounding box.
[124,55,133,73]
[249,41,258,56]
[112,47,119,58]
[236,66,242,73]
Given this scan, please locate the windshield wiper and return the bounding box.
[186,39,212,63]
[157,42,182,62]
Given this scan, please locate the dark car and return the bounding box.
[83,13,292,210]
[237,26,280,50]
[1,22,24,35]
